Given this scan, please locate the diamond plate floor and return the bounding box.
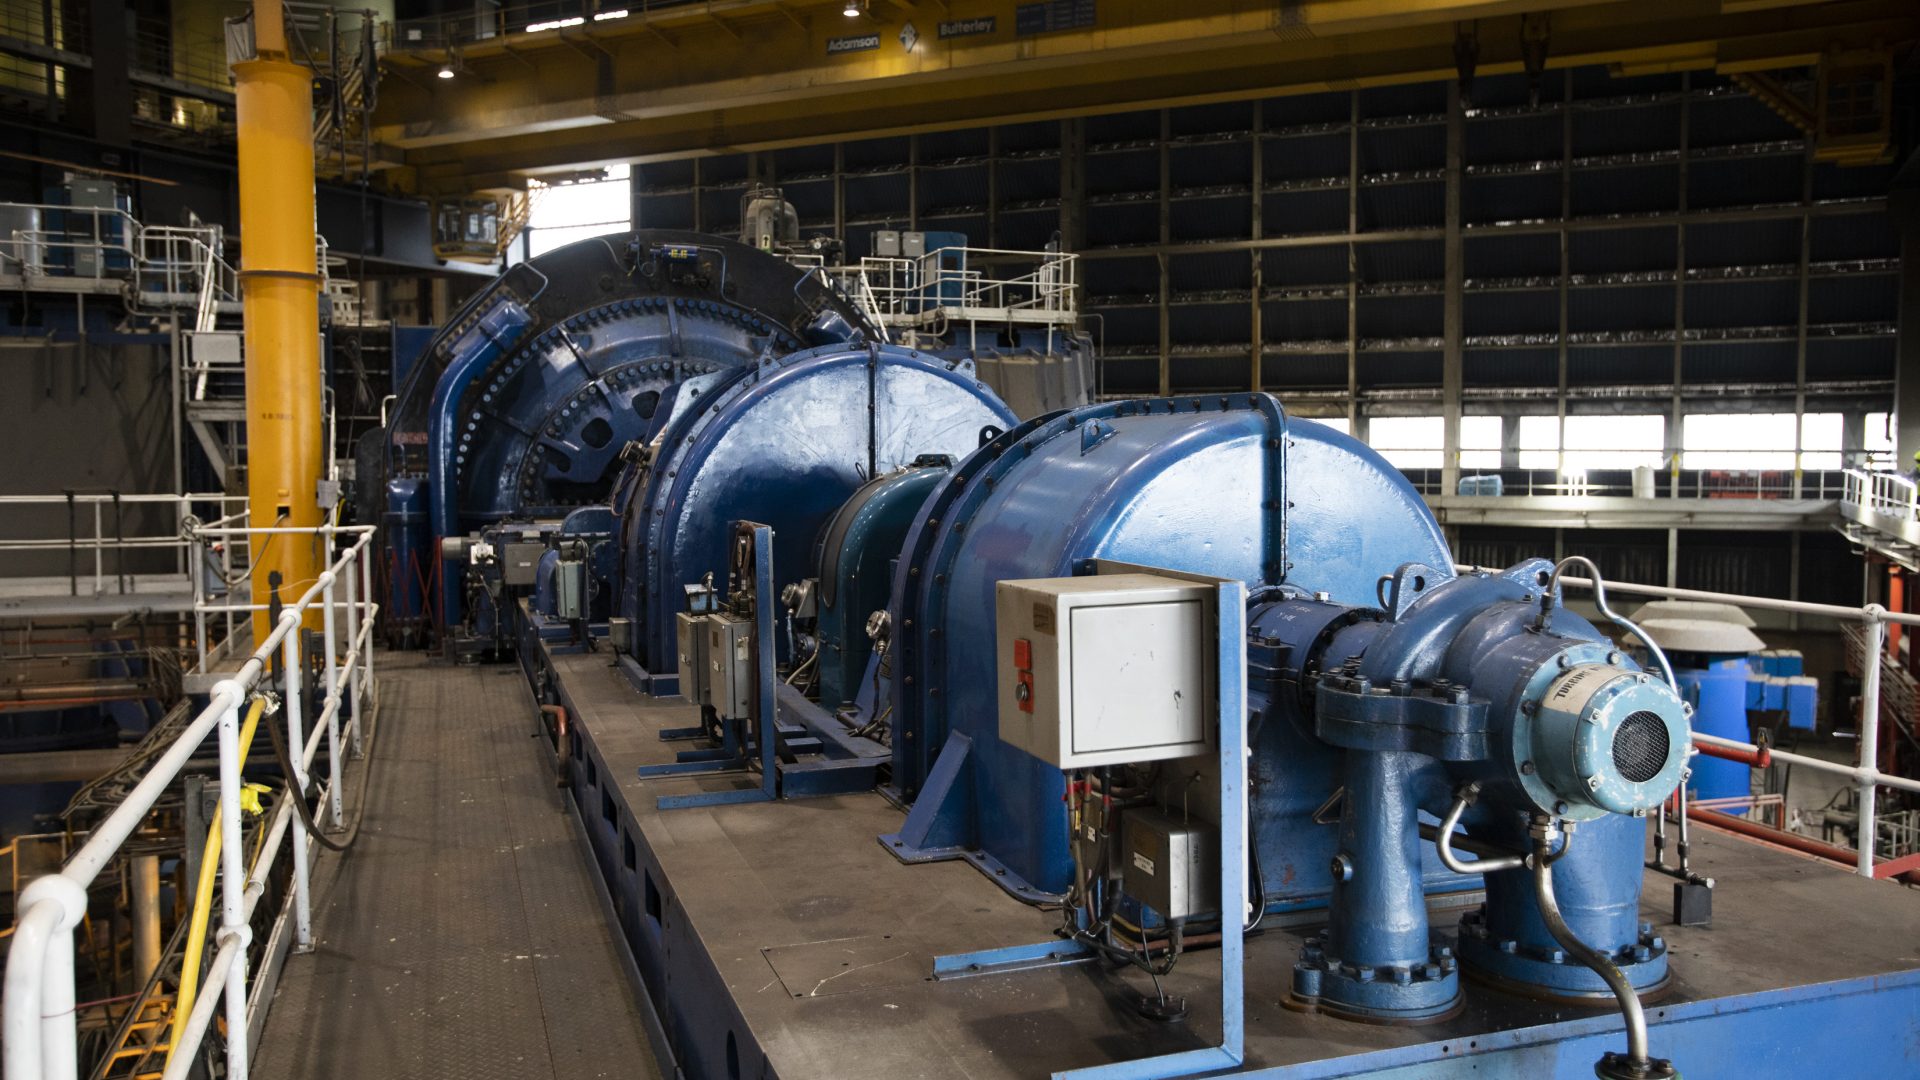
[253,654,660,1080]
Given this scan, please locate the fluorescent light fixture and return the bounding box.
[437,64,455,79]
[525,16,585,32]
[593,9,629,20]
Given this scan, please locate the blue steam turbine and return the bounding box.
[884,395,1690,1077]
[381,231,868,629]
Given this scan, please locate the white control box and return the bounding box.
[995,574,1216,768]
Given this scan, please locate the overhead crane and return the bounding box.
[369,0,1918,197]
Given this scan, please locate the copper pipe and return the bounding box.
[1688,807,1920,885]
[1694,741,1770,769]
[541,704,571,789]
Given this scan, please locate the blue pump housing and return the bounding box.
[886,395,1457,900]
[613,343,1016,682]
[812,461,952,709]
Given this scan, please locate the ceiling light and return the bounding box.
[437,64,455,79]
[843,1,862,16]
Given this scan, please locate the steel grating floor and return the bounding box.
[253,654,660,1080]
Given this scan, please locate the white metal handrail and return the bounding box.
[793,245,1080,338]
[0,493,246,622]
[2,523,378,1080]
[1843,467,1920,523]
[1462,563,1920,877]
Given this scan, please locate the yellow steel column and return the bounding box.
[234,0,323,635]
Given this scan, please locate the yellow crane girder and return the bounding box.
[371,0,1918,195]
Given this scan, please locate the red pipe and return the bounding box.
[1693,741,1770,769]
[1687,808,1920,885]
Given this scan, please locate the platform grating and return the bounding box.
[252,655,659,1080]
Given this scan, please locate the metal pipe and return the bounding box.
[1688,806,1920,884]
[322,568,345,830]
[284,626,313,952]
[1542,555,1676,691]
[542,704,572,789]
[1434,783,1526,875]
[344,548,363,758]
[1694,741,1771,769]
[1462,564,1920,628]
[215,695,253,1078]
[131,855,161,988]
[237,0,325,640]
[1693,731,1920,794]
[1530,821,1666,1078]
[1858,612,1884,875]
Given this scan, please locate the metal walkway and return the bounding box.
[254,654,659,1080]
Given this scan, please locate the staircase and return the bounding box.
[299,6,381,182]
[182,241,249,489]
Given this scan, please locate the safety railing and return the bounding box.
[0,202,235,312]
[794,245,1079,338]
[0,492,245,597]
[1842,467,1920,524]
[1461,563,1920,878]
[1414,464,1864,502]
[2,523,379,1080]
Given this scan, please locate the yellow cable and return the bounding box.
[165,696,268,1063]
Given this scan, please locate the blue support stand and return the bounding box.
[643,521,886,810]
[1053,577,1248,1080]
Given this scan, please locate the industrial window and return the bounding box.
[1460,416,1501,470]
[1516,415,1666,472]
[1516,415,1561,470]
[1367,416,1442,469]
[1681,413,1796,470]
[526,165,632,257]
[1305,417,1351,436]
[1799,413,1843,471]
[1865,412,1897,470]
[1565,415,1664,472]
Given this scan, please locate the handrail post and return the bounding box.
[283,624,313,951]
[322,569,344,830]
[194,528,209,674]
[1858,607,1884,877]
[42,920,79,1080]
[221,532,234,647]
[214,692,252,1078]
[360,537,376,694]
[343,548,363,758]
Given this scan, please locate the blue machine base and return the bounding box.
[1457,908,1671,1001]
[1290,933,1463,1023]
[535,643,1920,1080]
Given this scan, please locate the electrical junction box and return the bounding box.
[502,543,544,586]
[874,230,902,257]
[995,573,1215,769]
[1120,806,1217,921]
[554,559,587,620]
[675,612,710,705]
[706,614,755,720]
